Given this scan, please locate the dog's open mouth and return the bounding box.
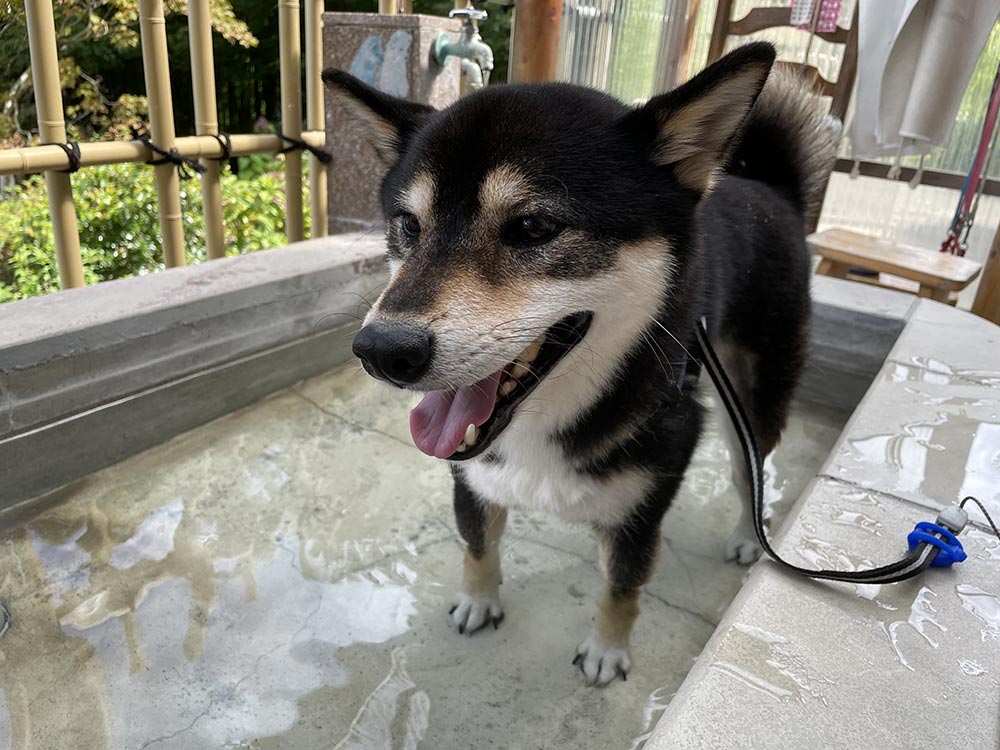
[409,312,593,461]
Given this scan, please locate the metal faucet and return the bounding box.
[434,8,495,91]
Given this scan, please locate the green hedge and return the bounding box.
[0,156,308,302]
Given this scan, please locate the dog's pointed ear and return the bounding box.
[624,43,775,193]
[322,68,434,164]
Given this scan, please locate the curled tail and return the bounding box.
[727,68,839,216]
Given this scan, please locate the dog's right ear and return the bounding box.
[322,69,434,164]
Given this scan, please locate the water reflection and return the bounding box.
[842,363,1000,527]
[0,376,847,749]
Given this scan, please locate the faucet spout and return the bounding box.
[434,8,495,90]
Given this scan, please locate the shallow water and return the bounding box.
[0,364,845,750]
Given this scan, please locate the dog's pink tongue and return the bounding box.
[410,371,502,458]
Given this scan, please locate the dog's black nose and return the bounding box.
[353,322,432,385]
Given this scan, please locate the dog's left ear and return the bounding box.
[322,68,435,164]
[624,42,775,193]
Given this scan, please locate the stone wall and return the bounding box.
[322,13,462,234]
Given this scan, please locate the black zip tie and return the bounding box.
[276,131,332,164]
[210,132,233,162]
[43,141,81,173]
[0,600,10,640]
[137,135,207,180]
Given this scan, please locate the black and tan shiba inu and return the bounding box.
[323,42,836,686]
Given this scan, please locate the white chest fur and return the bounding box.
[460,413,654,528]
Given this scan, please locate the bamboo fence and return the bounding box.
[5,0,332,288]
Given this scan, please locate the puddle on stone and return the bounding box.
[878,586,947,671]
[708,660,795,702]
[840,365,1000,527]
[628,686,673,750]
[0,368,846,749]
[724,622,836,706]
[958,658,988,677]
[956,584,1000,641]
[908,356,1000,389]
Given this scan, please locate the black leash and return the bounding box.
[694,318,995,584]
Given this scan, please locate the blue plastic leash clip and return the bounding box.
[907,522,968,567]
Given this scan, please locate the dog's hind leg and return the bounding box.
[715,336,801,564]
[450,470,507,635]
[714,340,766,565]
[575,502,666,686]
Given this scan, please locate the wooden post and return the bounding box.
[279,0,304,244]
[706,0,733,64]
[677,0,703,84]
[24,0,84,288]
[509,0,563,83]
[188,0,225,260]
[139,0,186,268]
[305,0,327,239]
[972,222,1000,324]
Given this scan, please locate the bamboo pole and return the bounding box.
[378,0,399,14]
[279,0,304,244]
[23,0,84,289]
[509,0,563,83]
[0,132,326,176]
[305,0,327,239]
[139,0,186,268]
[972,222,1000,324]
[188,0,226,260]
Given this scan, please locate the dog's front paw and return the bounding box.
[573,633,631,686]
[724,532,763,565]
[449,591,503,635]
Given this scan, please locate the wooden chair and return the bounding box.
[707,0,858,122]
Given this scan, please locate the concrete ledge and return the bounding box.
[800,277,913,411]
[0,232,386,506]
[648,293,1000,748]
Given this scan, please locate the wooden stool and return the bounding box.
[808,228,983,304]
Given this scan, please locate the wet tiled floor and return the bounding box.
[0,364,846,750]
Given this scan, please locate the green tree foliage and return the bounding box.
[0,157,304,301]
[1,0,257,146]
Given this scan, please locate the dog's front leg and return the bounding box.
[450,469,507,634]
[575,514,661,686]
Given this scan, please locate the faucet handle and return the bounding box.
[449,7,488,22]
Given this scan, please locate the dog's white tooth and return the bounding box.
[499,379,517,397]
[510,362,530,380]
[455,441,467,453]
[465,423,478,445]
[521,337,543,363]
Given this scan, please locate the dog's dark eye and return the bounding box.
[502,215,561,246]
[399,212,421,237]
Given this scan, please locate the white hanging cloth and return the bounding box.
[852,0,1000,163]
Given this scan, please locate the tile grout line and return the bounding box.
[291,386,419,451]
[504,532,720,628]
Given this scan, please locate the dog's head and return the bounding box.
[324,43,774,461]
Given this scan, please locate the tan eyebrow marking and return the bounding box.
[400,171,436,220]
[478,164,535,222]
